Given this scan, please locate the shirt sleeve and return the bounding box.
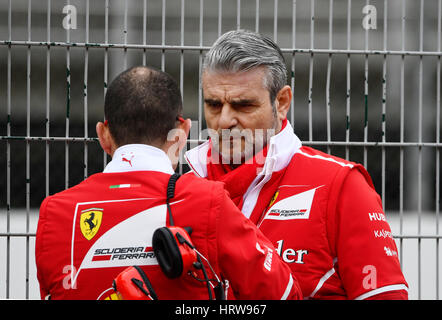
[215,187,303,300]
[334,168,408,300]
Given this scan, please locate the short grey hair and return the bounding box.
[202,29,287,104]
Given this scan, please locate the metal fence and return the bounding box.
[0,0,441,299]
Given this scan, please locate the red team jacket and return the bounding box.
[35,144,302,300]
[185,120,409,300]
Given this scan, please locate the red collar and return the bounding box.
[206,143,267,206]
[205,118,287,206]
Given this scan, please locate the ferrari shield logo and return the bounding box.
[80,208,103,240]
[268,190,280,209]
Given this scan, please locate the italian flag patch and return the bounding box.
[109,184,141,189]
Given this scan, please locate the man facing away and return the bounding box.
[35,66,302,300]
[185,30,409,300]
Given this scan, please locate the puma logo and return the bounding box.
[121,154,134,167]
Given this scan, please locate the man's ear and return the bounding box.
[163,118,191,169]
[96,121,115,156]
[177,118,191,149]
[274,85,292,122]
[168,118,191,154]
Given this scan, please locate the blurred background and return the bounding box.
[0,0,441,299]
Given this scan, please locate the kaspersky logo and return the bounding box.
[80,208,103,240]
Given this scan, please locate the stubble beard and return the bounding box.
[210,117,278,167]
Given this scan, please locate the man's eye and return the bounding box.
[207,102,222,108]
[232,103,255,110]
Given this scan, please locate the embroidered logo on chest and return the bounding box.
[263,186,323,221]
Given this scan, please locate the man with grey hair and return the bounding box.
[35,65,302,300]
[185,29,408,300]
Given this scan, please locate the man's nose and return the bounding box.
[218,104,238,129]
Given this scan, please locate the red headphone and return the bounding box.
[113,173,224,300]
[151,173,199,278]
[112,265,157,300]
[152,226,197,278]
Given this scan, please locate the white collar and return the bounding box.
[262,120,302,175]
[184,120,302,178]
[240,121,302,217]
[184,140,210,178]
[103,144,175,175]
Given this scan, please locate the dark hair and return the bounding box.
[104,66,183,147]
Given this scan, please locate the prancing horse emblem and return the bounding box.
[80,208,103,240]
